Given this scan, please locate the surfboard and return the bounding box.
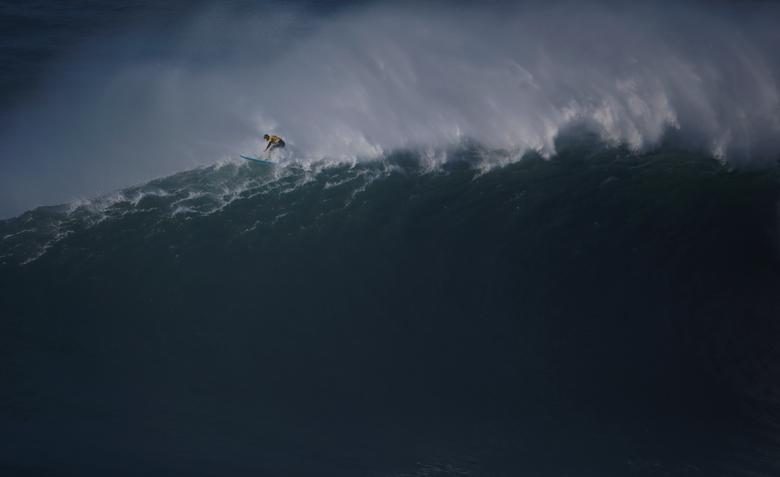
[240,155,274,165]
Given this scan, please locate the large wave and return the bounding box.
[3,146,780,475]
[1,0,779,217]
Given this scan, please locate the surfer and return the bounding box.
[263,134,286,153]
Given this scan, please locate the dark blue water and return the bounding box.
[3,141,780,475]
[3,1,780,476]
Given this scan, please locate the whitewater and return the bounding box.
[1,0,780,217]
[4,1,780,476]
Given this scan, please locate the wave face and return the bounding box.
[2,0,780,217]
[4,1,780,475]
[3,142,780,475]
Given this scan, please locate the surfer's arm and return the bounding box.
[264,142,272,152]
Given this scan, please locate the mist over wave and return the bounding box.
[1,0,780,217]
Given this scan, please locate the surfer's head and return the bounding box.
[263,134,270,140]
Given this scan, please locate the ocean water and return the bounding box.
[3,1,780,476]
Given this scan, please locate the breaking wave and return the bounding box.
[1,0,780,216]
[3,143,780,475]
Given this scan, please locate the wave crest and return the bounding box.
[1,1,779,216]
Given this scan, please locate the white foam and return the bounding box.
[20,229,73,266]
[2,1,779,216]
[2,229,35,241]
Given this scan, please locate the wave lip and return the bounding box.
[2,1,780,216]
